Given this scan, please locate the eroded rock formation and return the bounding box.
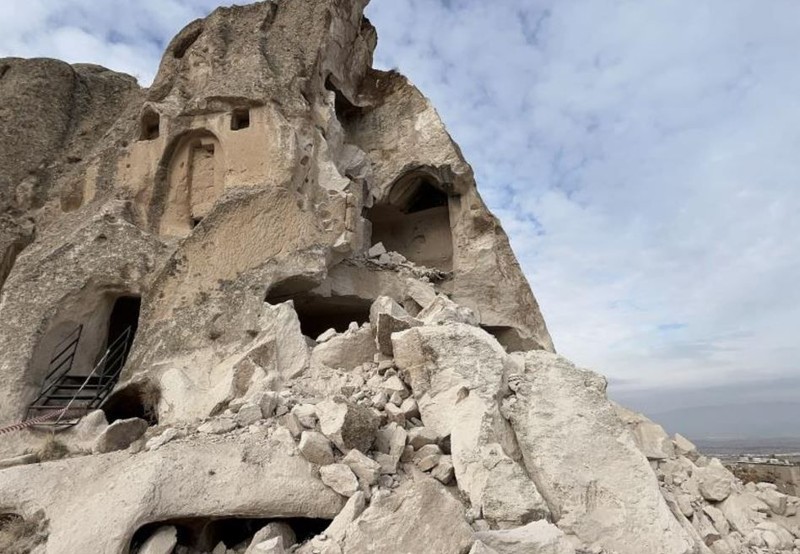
[0,2,797,554]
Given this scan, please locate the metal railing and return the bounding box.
[25,326,133,427]
[52,327,132,427]
[42,325,83,388]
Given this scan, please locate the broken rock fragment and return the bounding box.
[370,296,421,355]
[342,477,474,554]
[138,525,178,554]
[299,431,335,466]
[316,397,379,453]
[342,449,381,487]
[92,417,148,454]
[393,323,550,528]
[320,463,359,497]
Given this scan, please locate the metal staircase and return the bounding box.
[25,326,133,427]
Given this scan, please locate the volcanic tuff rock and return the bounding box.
[0,1,798,554]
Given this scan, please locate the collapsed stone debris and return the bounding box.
[0,1,797,553]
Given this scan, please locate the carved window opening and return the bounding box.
[366,175,454,271]
[139,110,160,141]
[231,108,251,130]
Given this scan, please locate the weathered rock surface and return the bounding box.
[473,520,576,554]
[342,477,474,554]
[503,351,694,554]
[92,417,148,454]
[394,324,550,528]
[0,429,343,554]
[316,397,379,453]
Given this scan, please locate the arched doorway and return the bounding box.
[366,174,454,271]
[160,131,225,236]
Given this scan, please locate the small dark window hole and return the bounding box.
[139,110,160,141]
[231,108,251,131]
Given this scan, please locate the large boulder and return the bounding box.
[0,429,344,554]
[92,418,148,454]
[393,323,550,528]
[311,324,377,371]
[342,477,474,554]
[502,351,695,554]
[696,459,734,502]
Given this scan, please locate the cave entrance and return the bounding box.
[367,175,454,271]
[106,296,141,368]
[265,281,371,340]
[130,517,330,553]
[25,293,143,423]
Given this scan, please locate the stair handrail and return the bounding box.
[41,324,83,388]
[53,327,132,427]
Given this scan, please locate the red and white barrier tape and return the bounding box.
[0,408,86,436]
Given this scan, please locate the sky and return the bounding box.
[2,0,799,418]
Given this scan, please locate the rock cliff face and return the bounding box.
[0,2,797,554]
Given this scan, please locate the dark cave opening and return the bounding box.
[130,516,330,553]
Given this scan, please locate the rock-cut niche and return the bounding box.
[366,173,454,271]
[160,131,225,236]
[29,293,141,396]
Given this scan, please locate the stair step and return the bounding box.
[60,376,102,383]
[51,384,104,391]
[48,392,101,399]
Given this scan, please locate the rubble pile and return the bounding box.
[0,1,797,553]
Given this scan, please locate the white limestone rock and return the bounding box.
[311,324,377,371]
[369,296,421,356]
[146,428,181,451]
[393,324,550,528]
[502,351,695,554]
[316,397,379,453]
[198,417,237,435]
[407,426,440,450]
[697,459,734,502]
[248,537,285,554]
[236,403,263,427]
[342,449,381,487]
[473,520,576,554]
[299,431,335,466]
[323,491,367,544]
[0,430,344,553]
[614,403,675,460]
[718,492,770,535]
[320,463,359,497]
[417,294,479,326]
[342,477,474,554]
[92,417,148,454]
[246,522,296,553]
[138,526,178,554]
[674,433,699,460]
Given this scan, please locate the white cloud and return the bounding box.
[366,0,800,402]
[1,0,798,408]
